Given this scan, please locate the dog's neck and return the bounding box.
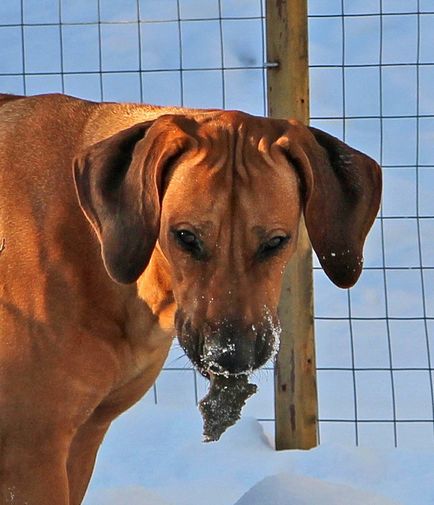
[137,244,176,332]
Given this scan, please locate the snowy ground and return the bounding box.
[84,398,434,505]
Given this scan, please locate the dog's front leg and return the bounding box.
[66,417,111,505]
[0,430,70,505]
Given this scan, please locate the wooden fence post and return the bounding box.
[266,0,318,450]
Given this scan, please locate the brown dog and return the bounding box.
[0,93,381,504]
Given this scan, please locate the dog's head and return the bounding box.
[74,111,381,377]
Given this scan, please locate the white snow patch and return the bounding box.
[234,472,400,505]
[84,403,434,505]
[95,487,171,505]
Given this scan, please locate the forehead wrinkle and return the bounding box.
[257,136,279,168]
[195,126,238,262]
[200,129,232,176]
[238,122,287,181]
[234,122,251,183]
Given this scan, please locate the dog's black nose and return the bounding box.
[202,319,255,375]
[204,346,252,375]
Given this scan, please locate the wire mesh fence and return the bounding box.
[0,0,267,111]
[310,0,434,448]
[1,0,433,448]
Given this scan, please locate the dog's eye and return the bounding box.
[177,230,197,246]
[257,235,290,260]
[266,236,287,249]
[173,229,205,259]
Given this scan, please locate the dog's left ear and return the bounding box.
[277,122,382,288]
[73,116,193,284]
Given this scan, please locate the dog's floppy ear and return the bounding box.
[73,116,192,284]
[277,122,382,288]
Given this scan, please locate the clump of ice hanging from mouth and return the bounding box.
[199,373,257,442]
[199,341,257,442]
[198,307,281,442]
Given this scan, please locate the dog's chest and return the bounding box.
[94,315,173,419]
[114,298,174,382]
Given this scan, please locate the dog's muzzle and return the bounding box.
[175,309,281,377]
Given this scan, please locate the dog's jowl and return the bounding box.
[0,93,381,504]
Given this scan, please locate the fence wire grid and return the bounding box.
[1,0,433,449]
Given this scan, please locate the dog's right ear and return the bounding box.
[73,117,192,284]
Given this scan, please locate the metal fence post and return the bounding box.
[266,0,318,450]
